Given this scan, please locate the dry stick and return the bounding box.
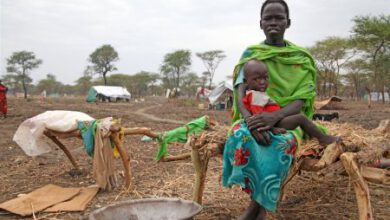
[110,132,132,191]
[31,203,37,220]
[44,131,79,169]
[340,152,373,220]
[122,127,160,138]
[360,166,390,185]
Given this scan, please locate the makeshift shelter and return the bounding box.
[207,81,233,110]
[86,86,131,102]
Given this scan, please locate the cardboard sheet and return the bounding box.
[44,186,99,212]
[0,184,80,216]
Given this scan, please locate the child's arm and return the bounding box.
[236,83,252,120]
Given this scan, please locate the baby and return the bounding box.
[240,59,339,146]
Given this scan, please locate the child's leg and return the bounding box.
[276,114,339,146]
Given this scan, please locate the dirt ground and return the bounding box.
[0,97,389,220]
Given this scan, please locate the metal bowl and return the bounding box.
[89,198,202,220]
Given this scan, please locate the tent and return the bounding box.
[86,86,131,102]
[207,81,233,104]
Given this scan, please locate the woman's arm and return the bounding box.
[237,83,272,145]
[247,99,304,132]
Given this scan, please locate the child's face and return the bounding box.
[245,63,269,92]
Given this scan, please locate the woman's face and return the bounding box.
[260,2,290,42]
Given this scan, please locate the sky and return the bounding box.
[1,0,389,86]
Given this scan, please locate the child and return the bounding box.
[239,59,339,146]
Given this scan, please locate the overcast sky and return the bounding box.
[1,0,389,85]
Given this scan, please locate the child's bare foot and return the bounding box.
[238,200,259,220]
[318,135,341,147]
[271,127,286,135]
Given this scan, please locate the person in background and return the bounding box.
[0,80,8,118]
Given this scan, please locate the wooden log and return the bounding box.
[44,131,79,169]
[375,119,390,134]
[110,132,132,191]
[313,141,344,170]
[361,166,390,185]
[160,153,191,162]
[122,127,160,138]
[191,136,211,205]
[340,152,373,220]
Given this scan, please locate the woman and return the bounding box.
[0,80,8,118]
[222,0,318,219]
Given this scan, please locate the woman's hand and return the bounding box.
[244,116,271,145]
[251,129,271,146]
[246,111,281,132]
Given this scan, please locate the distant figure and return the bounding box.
[0,80,8,118]
[40,90,47,103]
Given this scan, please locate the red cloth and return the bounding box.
[242,92,280,114]
[0,85,7,114]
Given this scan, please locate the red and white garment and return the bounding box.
[242,90,280,114]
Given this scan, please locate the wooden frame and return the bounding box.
[44,120,389,219]
[43,127,160,191]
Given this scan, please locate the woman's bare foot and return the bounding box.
[238,200,260,220]
[255,206,267,220]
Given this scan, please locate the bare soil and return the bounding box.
[0,97,389,220]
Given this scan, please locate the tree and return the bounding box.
[196,50,226,89]
[107,72,160,97]
[1,73,33,95]
[351,15,390,103]
[310,37,355,97]
[36,74,63,95]
[343,59,369,100]
[181,72,202,96]
[6,51,42,98]
[87,44,119,85]
[160,50,191,89]
[74,76,93,95]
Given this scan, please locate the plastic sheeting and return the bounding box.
[13,110,94,156]
[87,86,131,102]
[208,81,233,104]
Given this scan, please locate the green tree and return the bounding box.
[181,72,202,96]
[196,50,226,89]
[343,59,370,100]
[107,72,160,97]
[36,74,63,95]
[160,50,191,89]
[1,74,33,95]
[351,15,390,103]
[87,44,119,85]
[310,37,355,97]
[74,76,93,95]
[6,51,42,98]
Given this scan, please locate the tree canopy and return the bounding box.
[6,51,42,99]
[351,15,390,103]
[196,50,226,89]
[160,50,191,89]
[87,44,119,86]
